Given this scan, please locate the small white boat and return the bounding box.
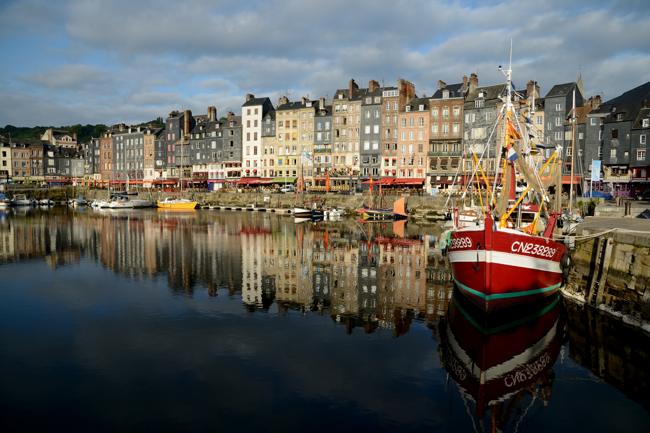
[325,208,343,220]
[68,196,88,207]
[39,198,54,206]
[12,194,36,206]
[293,207,312,217]
[108,196,155,209]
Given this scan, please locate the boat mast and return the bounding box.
[569,89,576,217]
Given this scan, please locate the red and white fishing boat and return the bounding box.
[447,57,568,312]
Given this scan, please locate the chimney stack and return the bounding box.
[469,73,478,93]
[437,80,447,90]
[245,93,254,102]
[227,111,235,121]
[278,95,289,106]
[348,78,358,100]
[589,95,603,110]
[319,96,325,111]
[462,75,468,89]
[183,109,192,138]
[526,80,539,100]
[208,106,217,121]
[368,79,379,93]
[301,96,309,105]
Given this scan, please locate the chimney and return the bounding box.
[227,111,235,121]
[278,95,289,106]
[348,78,358,99]
[437,80,447,90]
[245,93,254,102]
[469,73,478,93]
[368,79,379,93]
[301,96,309,105]
[462,75,468,89]
[526,80,539,100]
[319,96,325,111]
[587,95,602,110]
[208,106,216,121]
[183,109,192,138]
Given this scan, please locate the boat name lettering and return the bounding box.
[510,241,556,258]
[450,237,472,249]
[504,352,551,388]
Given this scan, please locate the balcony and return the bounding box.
[428,150,462,157]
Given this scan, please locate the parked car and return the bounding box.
[280,185,295,193]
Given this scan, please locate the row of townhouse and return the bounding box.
[0,140,85,183]
[30,76,650,196]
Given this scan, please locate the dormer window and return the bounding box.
[475,99,484,108]
[617,113,624,121]
[338,94,343,100]
[443,90,449,99]
[365,97,372,104]
[406,105,411,112]
[644,119,650,128]
[418,104,424,111]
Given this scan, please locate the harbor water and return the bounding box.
[0,208,648,432]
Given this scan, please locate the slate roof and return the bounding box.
[431,83,465,99]
[465,83,507,103]
[242,97,271,107]
[594,81,650,124]
[545,82,577,99]
[405,97,429,110]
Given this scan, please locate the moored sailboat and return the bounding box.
[447,56,568,312]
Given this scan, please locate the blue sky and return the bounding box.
[0,0,649,127]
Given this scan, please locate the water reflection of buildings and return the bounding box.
[1,210,454,335]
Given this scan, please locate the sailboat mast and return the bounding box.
[569,89,576,217]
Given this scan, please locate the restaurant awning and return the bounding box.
[272,177,297,184]
[237,177,273,186]
[393,178,425,186]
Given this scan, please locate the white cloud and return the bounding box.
[0,0,648,125]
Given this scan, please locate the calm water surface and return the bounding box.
[0,208,648,432]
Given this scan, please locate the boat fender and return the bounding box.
[560,251,571,283]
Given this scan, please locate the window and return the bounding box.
[610,148,617,158]
[637,149,646,161]
[474,99,483,108]
[453,123,460,134]
[453,106,460,117]
[432,124,439,134]
[591,118,597,126]
[364,125,370,134]
[432,108,439,118]
[555,103,561,111]
[442,123,449,135]
[641,135,647,145]
[643,119,649,128]
[536,115,543,125]
[612,129,618,139]
[555,117,562,127]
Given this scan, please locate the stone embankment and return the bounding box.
[4,186,451,222]
[564,217,650,332]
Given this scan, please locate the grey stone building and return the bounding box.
[84,137,101,177]
[112,127,146,181]
[189,107,220,166]
[463,82,507,174]
[543,82,584,172]
[584,100,606,183]
[313,97,332,176]
[596,81,650,196]
[360,80,383,179]
[221,112,243,165]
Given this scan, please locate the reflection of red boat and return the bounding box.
[356,197,408,221]
[440,291,564,426]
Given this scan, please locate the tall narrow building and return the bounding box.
[242,94,274,178]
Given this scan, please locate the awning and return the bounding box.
[393,178,425,186]
[237,177,273,186]
[272,177,297,184]
[562,175,582,185]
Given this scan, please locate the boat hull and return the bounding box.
[157,201,197,210]
[447,216,566,312]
